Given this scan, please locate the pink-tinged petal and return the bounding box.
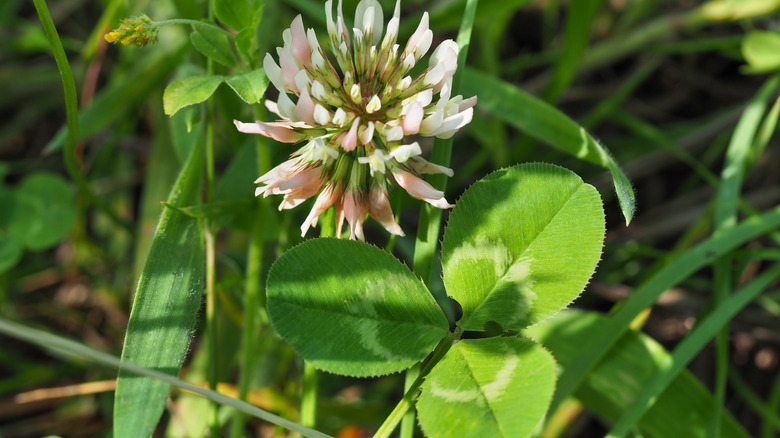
[342,116,360,151]
[254,158,299,185]
[336,0,349,42]
[234,120,306,143]
[343,190,368,240]
[290,15,311,68]
[255,159,304,197]
[264,100,286,119]
[368,186,404,236]
[408,157,454,177]
[430,107,473,139]
[459,96,478,112]
[294,88,316,125]
[277,167,321,194]
[279,45,300,94]
[278,179,323,210]
[392,170,454,209]
[359,121,375,145]
[402,102,424,135]
[301,183,342,237]
[336,199,346,238]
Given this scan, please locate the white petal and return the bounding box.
[263,53,284,91]
[430,107,473,138]
[390,142,421,163]
[313,104,331,125]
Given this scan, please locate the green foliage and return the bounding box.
[190,26,236,68]
[526,310,751,438]
[417,337,556,438]
[742,31,780,74]
[461,69,635,224]
[163,74,224,116]
[267,163,606,436]
[0,172,76,272]
[442,164,604,331]
[215,0,261,31]
[113,144,205,438]
[225,69,269,103]
[266,239,449,377]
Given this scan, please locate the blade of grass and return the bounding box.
[526,310,751,438]
[461,69,636,224]
[581,58,662,129]
[763,366,780,438]
[708,73,780,438]
[605,263,780,437]
[543,0,606,103]
[728,369,780,433]
[550,204,780,414]
[44,46,188,154]
[0,317,332,438]
[113,138,204,438]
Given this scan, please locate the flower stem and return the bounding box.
[155,18,235,40]
[204,2,219,436]
[230,103,271,438]
[302,362,319,428]
[373,327,464,438]
[204,221,220,437]
[405,1,478,436]
[33,0,133,234]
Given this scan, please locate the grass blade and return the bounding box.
[113,142,205,438]
[605,263,780,437]
[708,73,779,438]
[461,68,636,224]
[550,204,780,413]
[544,0,606,103]
[0,317,332,438]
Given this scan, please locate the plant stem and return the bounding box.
[230,103,271,438]
[156,18,235,40]
[33,0,133,234]
[204,2,219,435]
[373,327,464,438]
[302,362,319,428]
[404,2,478,436]
[205,222,220,437]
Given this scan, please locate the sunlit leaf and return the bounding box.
[163,75,224,116]
[442,163,605,331]
[113,145,204,437]
[418,336,556,438]
[742,31,780,74]
[225,69,268,104]
[267,239,449,377]
[526,310,751,438]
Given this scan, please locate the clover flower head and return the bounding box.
[104,15,158,47]
[235,0,476,240]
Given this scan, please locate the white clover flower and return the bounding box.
[234,0,476,240]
